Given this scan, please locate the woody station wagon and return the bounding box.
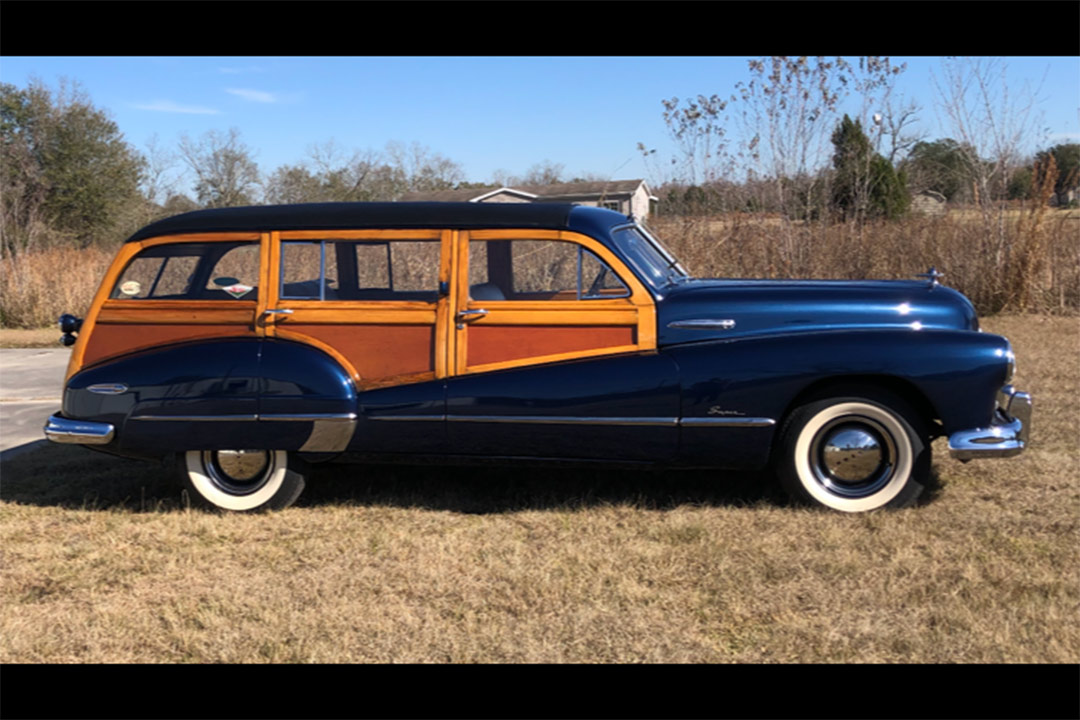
[46,202,1031,512]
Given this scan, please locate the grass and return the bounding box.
[0,315,1077,663]
[0,327,63,348]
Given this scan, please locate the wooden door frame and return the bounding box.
[449,229,657,376]
[67,232,265,381]
[265,229,453,390]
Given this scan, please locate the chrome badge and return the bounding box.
[87,383,128,395]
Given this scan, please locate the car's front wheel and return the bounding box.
[776,389,930,512]
[181,449,306,512]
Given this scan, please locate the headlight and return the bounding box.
[1003,344,1016,384]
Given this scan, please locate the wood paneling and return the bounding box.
[82,323,255,368]
[284,323,436,382]
[466,325,635,368]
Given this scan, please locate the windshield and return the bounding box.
[611,225,688,290]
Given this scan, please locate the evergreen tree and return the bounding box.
[831,114,908,220]
[1036,144,1079,204]
[1,80,144,253]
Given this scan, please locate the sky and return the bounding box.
[1,56,1078,192]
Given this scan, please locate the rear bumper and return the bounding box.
[948,385,1032,460]
[44,413,115,445]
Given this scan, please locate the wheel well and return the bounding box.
[780,375,943,438]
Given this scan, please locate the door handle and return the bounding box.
[262,308,294,316]
[456,308,487,328]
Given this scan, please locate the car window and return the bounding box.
[206,244,260,299]
[281,239,440,302]
[468,239,628,301]
[281,241,339,300]
[111,242,258,300]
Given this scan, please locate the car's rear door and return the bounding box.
[262,230,452,454]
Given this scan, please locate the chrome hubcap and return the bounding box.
[810,419,896,498]
[203,450,273,495]
[822,428,883,482]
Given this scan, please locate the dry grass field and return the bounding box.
[0,327,62,348]
[0,315,1076,665]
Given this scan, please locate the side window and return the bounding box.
[281,242,339,299]
[206,244,260,299]
[580,248,630,298]
[468,239,629,301]
[112,242,258,300]
[281,239,440,302]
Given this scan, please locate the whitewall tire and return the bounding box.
[776,390,929,512]
[182,449,306,512]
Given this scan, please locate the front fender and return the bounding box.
[666,329,1011,467]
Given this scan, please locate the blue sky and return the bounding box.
[2,56,1078,190]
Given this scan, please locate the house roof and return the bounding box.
[400,179,648,203]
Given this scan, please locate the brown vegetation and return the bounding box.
[0,246,114,328]
[2,210,1077,329]
[1,315,1076,663]
[649,208,1079,315]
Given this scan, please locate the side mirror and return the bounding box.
[59,313,82,334]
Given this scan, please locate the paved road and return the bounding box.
[0,348,69,457]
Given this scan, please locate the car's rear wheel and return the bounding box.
[776,388,929,512]
[181,449,306,512]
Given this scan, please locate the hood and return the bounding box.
[657,278,979,346]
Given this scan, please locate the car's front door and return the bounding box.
[262,230,453,454]
[444,230,680,461]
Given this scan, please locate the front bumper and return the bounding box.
[44,413,115,445]
[948,385,1032,460]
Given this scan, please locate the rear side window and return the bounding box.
[280,239,441,302]
[112,242,260,300]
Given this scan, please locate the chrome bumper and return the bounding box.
[44,413,115,445]
[948,385,1032,460]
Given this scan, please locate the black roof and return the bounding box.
[125,202,579,243]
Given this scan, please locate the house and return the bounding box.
[911,190,947,216]
[400,179,658,218]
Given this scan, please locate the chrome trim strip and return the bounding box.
[87,383,128,395]
[680,417,776,427]
[368,415,447,422]
[130,414,258,422]
[260,413,358,422]
[130,413,357,423]
[44,414,115,445]
[447,415,679,427]
[369,414,777,428]
[667,319,737,330]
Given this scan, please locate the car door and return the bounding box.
[69,233,268,422]
[444,229,680,461]
[75,233,266,372]
[262,230,452,454]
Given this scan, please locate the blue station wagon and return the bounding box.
[45,202,1032,512]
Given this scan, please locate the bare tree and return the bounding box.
[878,97,926,165]
[385,141,464,194]
[932,57,1047,277]
[140,134,180,209]
[177,128,261,208]
[933,58,1045,208]
[486,169,512,187]
[521,160,565,185]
